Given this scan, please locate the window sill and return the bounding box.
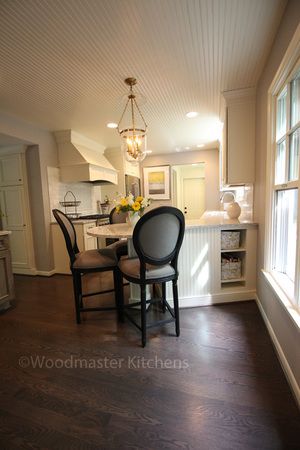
[262,269,300,329]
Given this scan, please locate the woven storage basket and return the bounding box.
[221,257,241,280]
[221,231,240,250]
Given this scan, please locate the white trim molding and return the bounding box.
[256,295,300,408]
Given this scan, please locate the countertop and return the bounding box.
[87,212,258,239]
[186,211,258,228]
[0,230,12,236]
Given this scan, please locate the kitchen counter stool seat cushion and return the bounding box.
[73,249,116,270]
[119,258,175,280]
[52,209,123,324]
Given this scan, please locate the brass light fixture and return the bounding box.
[117,77,148,163]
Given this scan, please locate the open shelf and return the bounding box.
[221,248,246,253]
[221,277,245,283]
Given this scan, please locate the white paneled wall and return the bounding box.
[47,167,102,218]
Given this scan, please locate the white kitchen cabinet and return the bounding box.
[221,88,255,185]
[0,232,14,312]
[0,150,36,275]
[52,220,98,274]
[0,153,23,186]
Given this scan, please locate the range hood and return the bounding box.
[54,130,118,184]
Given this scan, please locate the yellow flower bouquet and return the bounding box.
[115,193,150,214]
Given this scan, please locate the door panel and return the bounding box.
[0,154,23,186]
[1,186,25,228]
[0,186,30,268]
[183,178,205,219]
[9,230,29,266]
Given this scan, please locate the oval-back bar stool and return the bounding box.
[117,206,185,347]
[53,209,123,324]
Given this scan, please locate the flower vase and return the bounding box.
[127,211,140,227]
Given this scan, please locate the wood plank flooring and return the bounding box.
[0,274,299,449]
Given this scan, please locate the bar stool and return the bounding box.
[117,206,185,347]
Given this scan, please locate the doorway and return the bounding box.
[171,163,206,219]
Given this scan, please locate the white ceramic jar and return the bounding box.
[226,201,241,219]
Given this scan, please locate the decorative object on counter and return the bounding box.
[99,195,110,214]
[226,201,241,219]
[114,193,150,227]
[117,77,148,164]
[59,191,81,218]
[143,165,170,200]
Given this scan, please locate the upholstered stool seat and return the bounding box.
[119,258,175,280]
[73,249,116,270]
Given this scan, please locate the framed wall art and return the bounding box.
[143,165,170,200]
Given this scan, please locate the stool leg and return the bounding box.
[141,284,147,347]
[161,282,166,313]
[114,268,124,323]
[72,272,81,324]
[172,279,180,337]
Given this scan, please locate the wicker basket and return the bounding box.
[221,256,242,280]
[221,231,240,250]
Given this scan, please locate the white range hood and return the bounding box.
[54,130,118,184]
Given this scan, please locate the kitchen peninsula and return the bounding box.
[88,211,258,307]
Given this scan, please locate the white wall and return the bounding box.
[0,112,58,271]
[255,0,300,403]
[141,148,220,211]
[47,167,102,220]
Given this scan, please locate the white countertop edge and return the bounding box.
[185,220,258,229]
[0,230,12,236]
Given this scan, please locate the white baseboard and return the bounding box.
[13,267,37,276]
[35,269,56,277]
[166,290,256,308]
[13,268,56,277]
[256,295,300,408]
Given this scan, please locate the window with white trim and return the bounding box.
[269,62,300,310]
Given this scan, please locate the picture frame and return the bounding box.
[143,165,170,200]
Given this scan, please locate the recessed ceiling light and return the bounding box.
[185,146,190,150]
[186,111,199,118]
[107,122,118,129]
[197,144,204,148]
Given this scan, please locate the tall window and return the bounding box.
[270,64,300,308]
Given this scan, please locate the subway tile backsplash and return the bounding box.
[47,167,102,219]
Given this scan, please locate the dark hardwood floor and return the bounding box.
[0,274,299,449]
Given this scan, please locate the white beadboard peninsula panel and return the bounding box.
[166,225,257,306]
[178,227,220,298]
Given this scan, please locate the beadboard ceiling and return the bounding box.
[0,0,286,154]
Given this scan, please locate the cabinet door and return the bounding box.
[0,187,31,268]
[227,101,255,184]
[0,154,23,186]
[83,223,98,250]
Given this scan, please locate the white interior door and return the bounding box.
[183,178,205,219]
